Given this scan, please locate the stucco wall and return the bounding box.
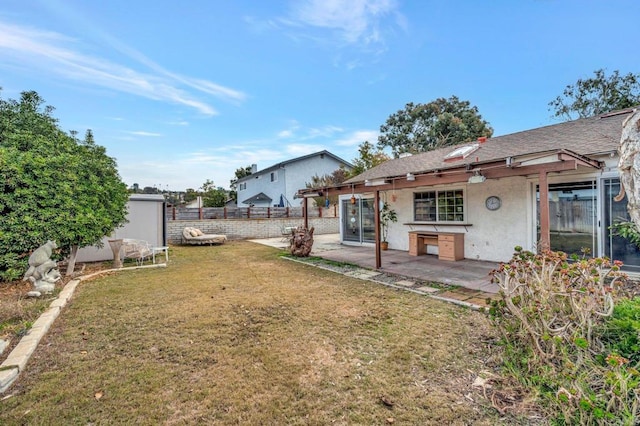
[167,217,339,243]
[374,176,532,263]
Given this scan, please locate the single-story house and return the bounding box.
[299,108,640,272]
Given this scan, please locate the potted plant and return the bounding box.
[380,201,398,250]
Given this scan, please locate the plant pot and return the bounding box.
[381,241,389,250]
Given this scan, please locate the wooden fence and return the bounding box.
[167,205,339,221]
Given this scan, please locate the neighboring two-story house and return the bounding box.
[236,150,352,207]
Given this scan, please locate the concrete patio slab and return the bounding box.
[251,234,500,294]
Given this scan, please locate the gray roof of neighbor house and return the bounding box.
[346,108,636,184]
[237,150,353,183]
[242,192,272,205]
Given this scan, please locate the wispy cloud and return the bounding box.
[276,121,343,141]
[335,129,379,146]
[127,131,162,137]
[284,0,404,50]
[0,20,246,115]
[168,120,190,126]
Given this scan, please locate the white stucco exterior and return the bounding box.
[341,153,627,264]
[374,176,533,262]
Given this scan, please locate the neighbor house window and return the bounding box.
[414,189,464,222]
[239,182,246,190]
[270,171,278,182]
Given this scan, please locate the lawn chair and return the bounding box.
[121,239,153,265]
[281,225,296,242]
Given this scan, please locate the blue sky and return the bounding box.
[1,1,639,191]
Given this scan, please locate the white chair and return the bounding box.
[121,239,153,265]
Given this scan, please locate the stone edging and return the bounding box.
[283,256,486,311]
[0,263,167,394]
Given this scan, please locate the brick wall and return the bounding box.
[168,217,339,243]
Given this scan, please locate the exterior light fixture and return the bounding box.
[406,173,415,181]
[468,171,486,184]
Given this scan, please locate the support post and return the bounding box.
[375,190,381,269]
[538,170,550,251]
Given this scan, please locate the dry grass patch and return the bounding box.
[0,242,526,424]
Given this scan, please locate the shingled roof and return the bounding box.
[346,108,636,184]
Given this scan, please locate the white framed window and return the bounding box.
[414,189,465,222]
[239,182,246,191]
[270,171,278,182]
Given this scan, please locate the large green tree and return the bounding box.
[348,141,390,178]
[549,69,640,121]
[200,179,228,207]
[0,91,129,281]
[377,96,493,157]
[229,165,253,203]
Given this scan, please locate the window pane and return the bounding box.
[414,190,463,222]
[414,191,436,221]
[436,189,464,222]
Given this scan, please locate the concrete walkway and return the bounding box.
[250,233,500,309]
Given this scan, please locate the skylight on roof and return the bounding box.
[444,143,480,161]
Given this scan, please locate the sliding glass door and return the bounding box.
[342,198,375,243]
[603,178,640,272]
[537,181,597,257]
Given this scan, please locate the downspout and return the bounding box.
[375,190,381,269]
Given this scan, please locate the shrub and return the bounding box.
[489,247,640,424]
[601,297,640,365]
